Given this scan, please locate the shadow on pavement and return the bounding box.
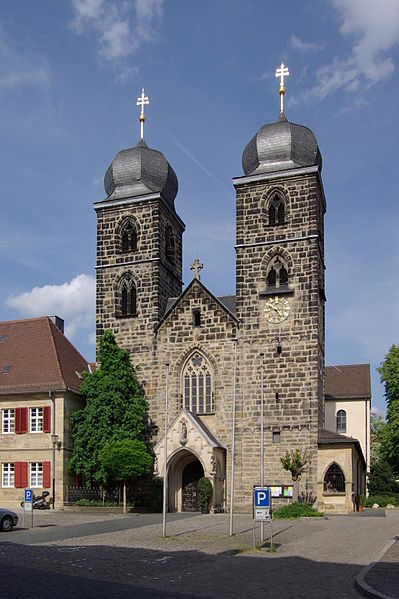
[0,541,366,599]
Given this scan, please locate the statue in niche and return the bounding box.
[153,456,158,476]
[210,454,216,474]
[179,418,188,445]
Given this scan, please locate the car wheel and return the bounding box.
[0,516,13,532]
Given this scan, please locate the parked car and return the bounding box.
[0,508,18,532]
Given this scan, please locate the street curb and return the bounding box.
[355,536,397,599]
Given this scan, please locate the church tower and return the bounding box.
[94,90,185,373]
[232,66,326,503]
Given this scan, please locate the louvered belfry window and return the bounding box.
[183,353,213,414]
[268,195,285,225]
[121,222,137,253]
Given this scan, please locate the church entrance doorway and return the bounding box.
[182,460,204,511]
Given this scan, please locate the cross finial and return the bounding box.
[275,63,289,114]
[137,87,149,140]
[190,258,203,280]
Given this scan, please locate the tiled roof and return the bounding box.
[0,316,88,395]
[324,364,371,399]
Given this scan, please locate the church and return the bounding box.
[93,73,369,514]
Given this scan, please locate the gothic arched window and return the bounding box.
[268,195,285,226]
[336,410,347,434]
[119,277,136,317]
[183,352,213,414]
[266,257,289,290]
[121,221,137,253]
[165,225,175,262]
[324,463,345,493]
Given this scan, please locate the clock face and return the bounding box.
[264,296,290,324]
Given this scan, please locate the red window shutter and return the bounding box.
[43,462,51,488]
[14,462,21,487]
[15,462,28,488]
[15,408,21,433]
[43,406,51,433]
[20,408,28,433]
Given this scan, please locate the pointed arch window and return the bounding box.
[165,225,175,262]
[119,277,137,317]
[336,409,347,434]
[266,257,289,290]
[324,463,345,493]
[121,221,137,253]
[268,195,285,226]
[183,352,213,414]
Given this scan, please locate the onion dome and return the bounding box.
[104,138,178,206]
[242,113,322,176]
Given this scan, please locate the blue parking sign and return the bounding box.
[24,488,33,503]
[254,487,270,508]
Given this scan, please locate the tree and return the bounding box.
[367,458,399,496]
[98,439,153,514]
[377,345,399,473]
[280,449,309,502]
[370,412,386,464]
[68,330,150,485]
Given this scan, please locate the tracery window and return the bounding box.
[268,195,285,225]
[336,409,347,434]
[324,463,345,493]
[121,221,137,253]
[120,277,137,317]
[266,257,289,290]
[183,352,213,414]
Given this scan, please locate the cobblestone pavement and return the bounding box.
[0,509,398,598]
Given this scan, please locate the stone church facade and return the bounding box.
[94,103,366,513]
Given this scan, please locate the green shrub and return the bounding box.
[273,502,324,519]
[359,495,397,508]
[74,498,130,507]
[197,477,213,509]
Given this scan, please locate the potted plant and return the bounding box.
[198,477,213,513]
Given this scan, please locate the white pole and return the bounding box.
[260,353,264,543]
[162,362,169,538]
[229,339,238,536]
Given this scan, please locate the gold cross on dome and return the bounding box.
[190,258,203,280]
[275,63,289,113]
[137,87,149,139]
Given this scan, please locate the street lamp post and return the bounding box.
[162,362,169,538]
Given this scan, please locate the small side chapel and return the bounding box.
[94,76,367,514]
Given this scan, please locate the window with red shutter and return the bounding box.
[14,462,28,488]
[43,462,51,488]
[43,406,51,433]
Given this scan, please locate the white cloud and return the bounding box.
[5,274,95,344]
[308,0,399,101]
[70,0,163,79]
[290,34,324,53]
[0,25,50,91]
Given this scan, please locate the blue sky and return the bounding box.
[1,0,398,416]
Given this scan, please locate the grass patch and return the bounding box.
[273,502,324,519]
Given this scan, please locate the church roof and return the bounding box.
[242,113,322,176]
[158,280,238,332]
[0,316,88,395]
[324,364,371,399]
[318,428,366,467]
[104,138,178,206]
[165,294,236,318]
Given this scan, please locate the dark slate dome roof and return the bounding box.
[242,113,322,176]
[104,139,178,205]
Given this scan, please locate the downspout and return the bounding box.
[49,391,55,510]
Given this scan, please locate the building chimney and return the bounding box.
[49,316,64,333]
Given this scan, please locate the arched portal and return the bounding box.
[167,449,204,512]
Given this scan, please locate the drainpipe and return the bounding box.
[162,362,169,539]
[229,338,237,536]
[49,391,55,510]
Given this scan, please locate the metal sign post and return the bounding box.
[253,486,272,549]
[23,488,34,529]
